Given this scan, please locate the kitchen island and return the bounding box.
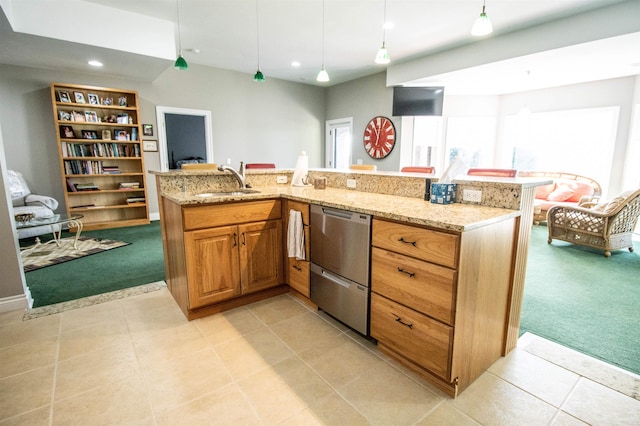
[152,168,549,397]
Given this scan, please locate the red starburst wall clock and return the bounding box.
[363,116,396,159]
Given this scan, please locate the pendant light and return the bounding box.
[316,0,330,82]
[174,0,188,70]
[374,0,390,64]
[471,0,493,36]
[253,0,265,82]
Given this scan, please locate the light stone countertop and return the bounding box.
[162,185,520,232]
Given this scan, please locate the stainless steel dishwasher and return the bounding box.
[310,204,372,335]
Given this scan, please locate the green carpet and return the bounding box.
[521,225,640,375]
[23,221,165,307]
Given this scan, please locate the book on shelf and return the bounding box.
[126,197,146,204]
[102,166,121,174]
[119,182,141,189]
[66,178,78,192]
[75,183,99,191]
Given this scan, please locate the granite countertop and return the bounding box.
[162,186,520,232]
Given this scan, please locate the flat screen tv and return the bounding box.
[392,86,444,116]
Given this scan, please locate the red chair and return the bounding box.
[245,163,276,169]
[401,166,435,174]
[467,168,517,177]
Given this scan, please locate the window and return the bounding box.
[503,106,619,192]
[444,116,497,170]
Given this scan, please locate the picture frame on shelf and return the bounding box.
[115,129,129,141]
[117,113,129,124]
[85,111,99,122]
[118,96,128,107]
[72,111,85,122]
[74,92,86,103]
[60,125,75,138]
[142,124,153,136]
[102,130,112,140]
[87,93,99,105]
[143,140,158,152]
[82,130,99,139]
[58,111,71,121]
[58,90,72,103]
[101,97,113,106]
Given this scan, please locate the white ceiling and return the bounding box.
[0,0,638,94]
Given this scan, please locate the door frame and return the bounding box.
[156,106,214,171]
[325,117,353,168]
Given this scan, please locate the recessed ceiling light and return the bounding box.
[382,22,394,30]
[88,60,103,67]
[291,61,301,67]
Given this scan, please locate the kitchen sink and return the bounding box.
[195,189,261,197]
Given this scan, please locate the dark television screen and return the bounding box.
[392,86,445,116]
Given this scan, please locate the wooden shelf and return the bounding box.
[51,82,150,230]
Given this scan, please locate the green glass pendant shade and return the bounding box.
[174,55,188,70]
[254,69,265,82]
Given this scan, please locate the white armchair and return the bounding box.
[8,170,60,239]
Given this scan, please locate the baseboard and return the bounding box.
[0,294,29,313]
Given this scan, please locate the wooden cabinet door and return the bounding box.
[239,220,283,294]
[184,226,241,308]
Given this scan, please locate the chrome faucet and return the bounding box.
[218,161,246,189]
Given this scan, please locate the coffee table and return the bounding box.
[16,214,84,253]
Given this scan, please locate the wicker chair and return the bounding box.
[547,188,640,257]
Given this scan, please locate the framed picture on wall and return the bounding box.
[143,124,153,136]
[143,140,158,152]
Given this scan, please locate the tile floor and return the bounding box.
[1,285,639,425]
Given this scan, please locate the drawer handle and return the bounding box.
[293,264,302,271]
[242,232,246,246]
[398,237,417,247]
[233,232,238,247]
[397,267,415,278]
[393,313,413,329]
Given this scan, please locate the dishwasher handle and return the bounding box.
[321,207,354,220]
[320,268,352,289]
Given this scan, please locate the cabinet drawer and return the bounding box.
[288,258,310,297]
[183,200,281,231]
[372,219,459,268]
[371,293,452,380]
[286,200,310,225]
[371,247,456,325]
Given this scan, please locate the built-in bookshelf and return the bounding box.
[50,82,150,230]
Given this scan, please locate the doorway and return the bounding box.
[156,106,214,171]
[325,118,352,169]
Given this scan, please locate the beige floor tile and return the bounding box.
[119,287,177,315]
[156,383,261,426]
[54,339,138,401]
[280,391,369,426]
[0,336,57,379]
[451,372,557,425]
[0,309,26,327]
[416,402,481,425]
[142,348,233,413]
[130,321,210,367]
[488,347,580,407]
[58,314,130,361]
[339,362,442,425]
[562,378,640,425]
[0,315,60,349]
[300,333,387,389]
[59,298,124,332]
[248,294,309,325]
[238,357,334,424]
[0,366,54,421]
[216,328,295,380]
[270,311,344,353]
[124,298,188,334]
[195,306,266,346]
[0,406,51,426]
[551,411,589,425]
[52,374,153,425]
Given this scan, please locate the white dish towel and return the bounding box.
[287,209,305,260]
